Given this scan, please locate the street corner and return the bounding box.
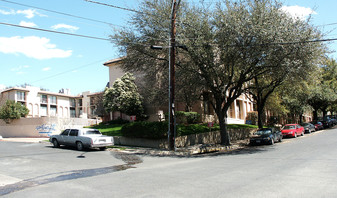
[1,137,50,143]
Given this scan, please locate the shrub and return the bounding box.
[246,111,258,125]
[176,111,201,124]
[0,100,29,123]
[105,118,130,125]
[121,121,168,139]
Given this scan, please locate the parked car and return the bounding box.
[310,121,324,131]
[301,122,316,133]
[250,128,283,145]
[319,117,333,128]
[281,124,304,138]
[49,128,114,151]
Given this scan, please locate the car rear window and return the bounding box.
[84,130,101,135]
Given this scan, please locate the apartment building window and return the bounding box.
[50,105,57,117]
[91,106,96,116]
[40,104,47,116]
[78,99,83,107]
[70,107,76,118]
[17,91,25,101]
[50,96,57,104]
[41,95,48,104]
[70,98,76,107]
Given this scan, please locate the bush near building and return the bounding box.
[0,100,29,123]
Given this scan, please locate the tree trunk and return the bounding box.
[313,109,318,121]
[322,109,327,118]
[299,113,303,123]
[215,100,230,146]
[219,115,230,146]
[257,104,264,129]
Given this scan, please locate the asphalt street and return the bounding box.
[0,128,337,198]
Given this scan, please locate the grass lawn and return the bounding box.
[88,124,123,136]
[227,124,259,129]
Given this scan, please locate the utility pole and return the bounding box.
[168,0,177,151]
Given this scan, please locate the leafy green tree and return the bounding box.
[308,58,337,120]
[111,0,325,145]
[0,100,29,123]
[103,73,145,119]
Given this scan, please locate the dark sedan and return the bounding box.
[301,122,316,133]
[250,128,283,145]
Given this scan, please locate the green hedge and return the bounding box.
[121,121,168,139]
[121,121,258,139]
[176,111,201,124]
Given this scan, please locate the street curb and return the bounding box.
[109,143,246,157]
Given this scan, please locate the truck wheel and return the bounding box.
[52,139,60,148]
[76,141,84,151]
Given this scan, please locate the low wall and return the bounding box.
[114,128,257,149]
[0,117,100,138]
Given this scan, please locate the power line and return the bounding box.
[0,0,124,28]
[3,21,334,48]
[30,57,113,84]
[0,22,110,41]
[84,0,146,15]
[0,22,160,46]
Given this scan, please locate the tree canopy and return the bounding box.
[0,100,29,123]
[111,0,326,145]
[103,73,144,118]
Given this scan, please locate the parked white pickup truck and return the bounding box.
[49,128,114,151]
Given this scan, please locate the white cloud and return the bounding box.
[51,24,79,32]
[0,9,15,15]
[19,21,38,28]
[0,8,46,18]
[0,36,72,60]
[16,9,45,19]
[281,5,317,21]
[0,84,6,91]
[10,65,30,75]
[42,67,51,71]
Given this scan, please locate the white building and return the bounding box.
[0,86,102,119]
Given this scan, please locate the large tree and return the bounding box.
[111,0,325,145]
[103,73,145,119]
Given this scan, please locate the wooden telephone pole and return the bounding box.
[168,0,177,151]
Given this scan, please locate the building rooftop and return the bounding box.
[103,57,125,66]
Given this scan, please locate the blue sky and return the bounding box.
[0,0,336,95]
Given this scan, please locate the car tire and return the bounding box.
[52,139,60,148]
[301,131,304,136]
[294,133,297,138]
[76,141,84,151]
[270,138,274,145]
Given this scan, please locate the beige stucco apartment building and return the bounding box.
[103,58,255,124]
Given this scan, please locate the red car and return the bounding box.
[281,124,304,138]
[311,121,324,131]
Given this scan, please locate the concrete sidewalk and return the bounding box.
[0,137,49,143]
